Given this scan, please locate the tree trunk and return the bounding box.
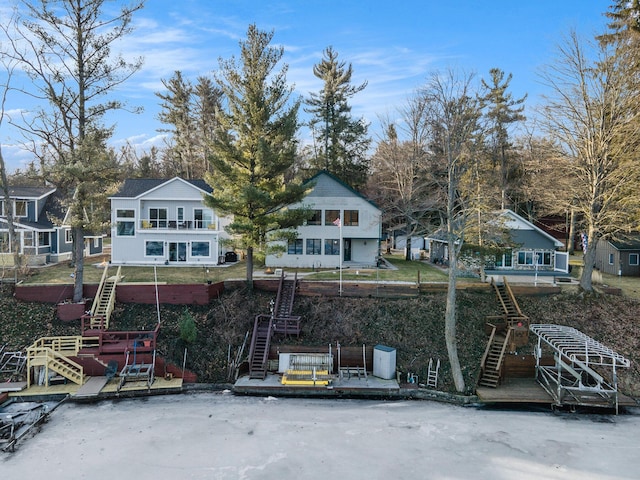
[73,226,85,303]
[405,235,412,261]
[0,151,21,269]
[579,228,597,293]
[445,239,465,393]
[246,245,254,290]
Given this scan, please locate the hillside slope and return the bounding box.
[1,285,638,397]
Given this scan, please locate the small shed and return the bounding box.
[594,235,640,277]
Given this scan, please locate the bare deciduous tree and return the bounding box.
[539,30,640,292]
[421,69,482,393]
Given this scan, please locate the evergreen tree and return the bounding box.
[193,76,223,177]
[479,68,526,211]
[305,47,370,190]
[205,24,310,287]
[156,71,196,178]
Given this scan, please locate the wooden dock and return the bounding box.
[476,377,638,408]
[72,376,109,399]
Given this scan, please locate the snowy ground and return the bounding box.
[2,392,639,479]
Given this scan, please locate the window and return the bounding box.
[38,232,50,247]
[516,251,533,265]
[145,241,164,256]
[0,200,3,216]
[325,210,340,225]
[149,208,167,228]
[65,229,73,243]
[630,253,639,266]
[194,208,213,229]
[177,206,184,222]
[23,231,34,247]
[288,239,303,254]
[609,253,614,265]
[191,241,210,257]
[116,209,135,236]
[517,250,551,266]
[307,209,322,226]
[325,239,340,255]
[94,237,100,248]
[344,210,359,226]
[14,200,27,217]
[0,232,9,253]
[306,239,321,255]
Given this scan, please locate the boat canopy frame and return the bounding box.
[530,324,630,413]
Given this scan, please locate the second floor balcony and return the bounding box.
[139,218,216,230]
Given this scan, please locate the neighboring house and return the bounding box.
[594,235,640,277]
[0,185,103,266]
[109,177,231,266]
[265,171,382,269]
[426,209,568,273]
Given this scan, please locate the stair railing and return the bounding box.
[90,265,110,317]
[480,323,497,375]
[502,277,526,319]
[495,328,513,372]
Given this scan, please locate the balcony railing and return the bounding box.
[139,219,214,230]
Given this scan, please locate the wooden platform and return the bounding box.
[8,376,184,401]
[476,377,638,408]
[72,376,109,399]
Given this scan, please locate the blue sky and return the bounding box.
[1,1,610,173]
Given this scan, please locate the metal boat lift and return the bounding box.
[117,343,155,392]
[530,324,630,413]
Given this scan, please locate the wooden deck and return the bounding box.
[476,377,637,408]
[7,375,184,401]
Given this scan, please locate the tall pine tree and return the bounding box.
[305,47,370,190]
[205,24,310,287]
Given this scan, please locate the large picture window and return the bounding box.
[145,241,164,256]
[325,210,340,225]
[116,209,135,236]
[306,239,321,255]
[344,210,359,226]
[191,241,210,257]
[325,239,340,255]
[288,239,303,254]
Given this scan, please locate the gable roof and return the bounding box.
[497,209,564,249]
[5,185,56,200]
[426,209,564,249]
[110,177,213,199]
[303,170,380,210]
[608,234,640,251]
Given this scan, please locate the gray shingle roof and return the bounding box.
[111,178,213,198]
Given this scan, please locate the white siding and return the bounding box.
[266,173,382,268]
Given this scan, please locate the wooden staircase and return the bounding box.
[479,278,531,389]
[84,266,122,330]
[26,336,87,386]
[490,277,529,327]
[272,272,301,336]
[248,314,273,379]
[478,327,512,388]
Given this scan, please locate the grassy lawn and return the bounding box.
[304,255,450,282]
[20,253,453,285]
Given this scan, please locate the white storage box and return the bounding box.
[373,344,396,380]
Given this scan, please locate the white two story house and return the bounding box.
[109,177,231,265]
[265,171,382,269]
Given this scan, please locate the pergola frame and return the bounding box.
[530,324,630,413]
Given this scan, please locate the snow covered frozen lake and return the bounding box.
[2,392,639,479]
